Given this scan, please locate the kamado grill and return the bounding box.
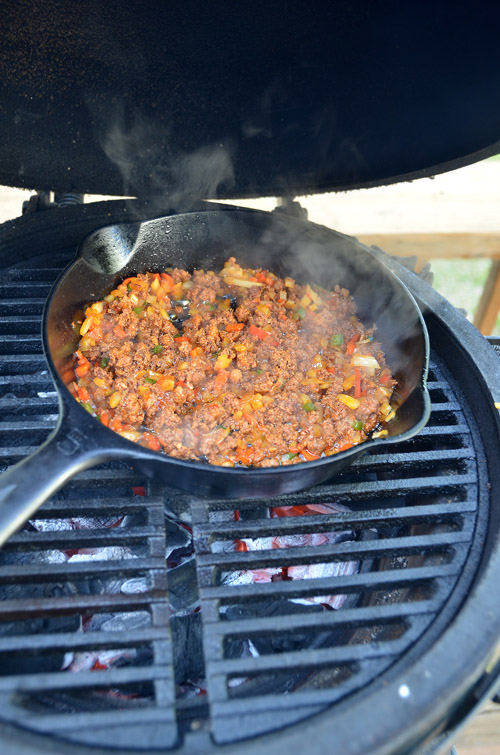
[1,3,500,754]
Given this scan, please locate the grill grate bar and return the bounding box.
[0,419,60,431]
[6,705,175,740]
[193,499,476,541]
[200,564,460,601]
[204,599,440,636]
[0,592,168,621]
[30,496,161,516]
[211,663,386,715]
[190,472,476,515]
[417,423,470,437]
[8,707,177,734]
[6,268,64,280]
[0,665,173,693]
[208,632,421,677]
[0,627,168,653]
[198,531,470,570]
[0,282,53,297]
[2,314,48,341]
[0,335,44,354]
[3,526,163,549]
[0,299,46,315]
[0,557,166,583]
[0,396,58,413]
[0,378,55,393]
[354,446,475,467]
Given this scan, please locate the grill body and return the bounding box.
[0,202,500,753]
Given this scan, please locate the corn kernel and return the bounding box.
[93,378,107,388]
[234,344,247,352]
[109,392,122,408]
[215,353,233,370]
[233,409,243,420]
[80,317,92,336]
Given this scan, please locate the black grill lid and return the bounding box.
[2,1,500,198]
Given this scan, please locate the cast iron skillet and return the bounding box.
[0,208,431,545]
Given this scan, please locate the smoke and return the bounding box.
[99,108,234,213]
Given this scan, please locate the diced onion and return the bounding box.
[351,354,380,369]
[225,277,263,288]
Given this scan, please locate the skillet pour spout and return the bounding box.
[0,209,431,546]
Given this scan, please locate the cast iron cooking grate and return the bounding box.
[0,253,488,750]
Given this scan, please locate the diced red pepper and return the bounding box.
[346,333,360,355]
[75,362,90,377]
[214,370,229,387]
[326,367,336,374]
[174,336,190,344]
[236,445,253,463]
[301,449,321,461]
[380,373,391,384]
[249,323,270,340]
[100,412,109,427]
[143,432,161,452]
[77,386,90,403]
[354,367,362,399]
[161,272,175,289]
[113,325,128,339]
[337,442,354,452]
[226,322,245,332]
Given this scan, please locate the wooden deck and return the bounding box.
[454,700,500,753]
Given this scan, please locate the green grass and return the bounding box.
[429,259,500,334]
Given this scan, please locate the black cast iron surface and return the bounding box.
[0,206,500,754]
[2,2,500,196]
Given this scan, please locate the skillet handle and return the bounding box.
[0,413,111,548]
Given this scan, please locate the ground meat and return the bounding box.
[72,257,396,466]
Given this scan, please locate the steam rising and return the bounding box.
[100,110,234,212]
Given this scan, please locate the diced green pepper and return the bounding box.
[353,419,364,431]
[152,344,163,354]
[302,399,315,412]
[100,357,109,368]
[330,334,344,346]
[287,452,298,460]
[127,283,132,292]
[255,369,264,375]
[133,306,144,316]
[296,306,306,319]
[144,377,157,384]
[82,402,93,414]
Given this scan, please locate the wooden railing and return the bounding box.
[358,232,500,334]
